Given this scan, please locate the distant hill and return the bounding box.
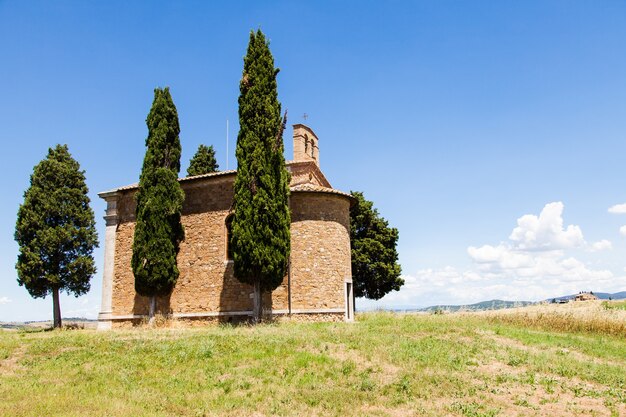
[611,291,626,299]
[0,317,97,330]
[381,300,536,313]
[413,299,536,313]
[383,291,626,314]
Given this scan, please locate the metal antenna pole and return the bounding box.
[226,119,229,170]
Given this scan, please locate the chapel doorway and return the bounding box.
[345,282,353,320]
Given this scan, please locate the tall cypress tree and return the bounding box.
[232,30,290,323]
[15,145,99,328]
[131,87,185,321]
[187,144,219,176]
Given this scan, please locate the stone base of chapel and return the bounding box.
[101,311,349,329]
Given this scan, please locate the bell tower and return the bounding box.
[292,124,319,166]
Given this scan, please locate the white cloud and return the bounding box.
[590,239,612,252]
[468,244,534,269]
[358,269,488,309]
[467,244,503,263]
[608,203,626,214]
[509,202,584,250]
[361,202,626,309]
[471,204,614,295]
[620,226,626,236]
[0,297,12,305]
[360,260,622,309]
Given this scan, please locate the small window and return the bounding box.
[225,214,234,261]
[310,139,315,157]
[304,135,309,154]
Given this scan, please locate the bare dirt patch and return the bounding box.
[467,332,625,416]
[477,370,623,417]
[0,345,26,376]
[323,343,400,385]
[477,328,625,368]
[358,403,429,417]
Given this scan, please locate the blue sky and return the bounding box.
[1,1,626,321]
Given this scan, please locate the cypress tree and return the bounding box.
[350,191,403,302]
[15,145,99,328]
[131,87,185,321]
[187,144,219,176]
[232,30,291,323]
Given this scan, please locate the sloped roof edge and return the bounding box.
[98,163,350,202]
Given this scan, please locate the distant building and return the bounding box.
[96,124,355,329]
[574,292,598,302]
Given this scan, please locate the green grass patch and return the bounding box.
[0,311,624,416]
[603,300,626,311]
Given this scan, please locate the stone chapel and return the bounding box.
[97,124,355,329]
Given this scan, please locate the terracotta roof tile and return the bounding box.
[290,183,353,199]
[99,170,236,196]
[99,165,351,201]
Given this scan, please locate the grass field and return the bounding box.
[1,301,624,416]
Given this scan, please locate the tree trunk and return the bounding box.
[148,295,156,325]
[52,287,62,329]
[252,281,262,324]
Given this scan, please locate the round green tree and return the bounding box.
[350,191,403,302]
[232,30,291,323]
[187,144,219,176]
[131,87,185,320]
[15,144,99,328]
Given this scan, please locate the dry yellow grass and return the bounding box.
[477,300,626,336]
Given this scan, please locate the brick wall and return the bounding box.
[290,192,351,311]
[109,173,351,326]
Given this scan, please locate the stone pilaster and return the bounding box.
[97,192,118,330]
